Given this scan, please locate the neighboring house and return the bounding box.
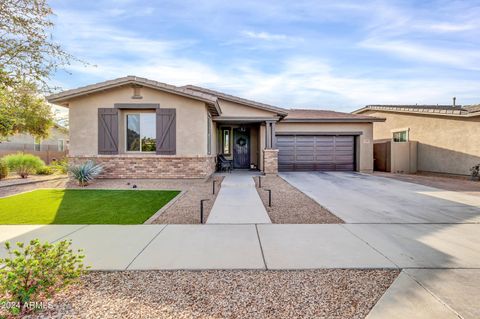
[353,104,480,176]
[0,124,69,164]
[46,76,382,179]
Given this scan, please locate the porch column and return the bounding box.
[263,120,278,174]
[265,120,276,149]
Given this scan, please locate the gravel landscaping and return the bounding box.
[25,269,399,319]
[254,175,344,224]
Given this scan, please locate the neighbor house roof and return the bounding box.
[182,85,289,116]
[281,109,385,123]
[46,76,222,116]
[353,104,480,117]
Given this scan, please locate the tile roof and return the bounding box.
[182,85,289,115]
[46,76,222,115]
[353,104,480,117]
[282,109,384,122]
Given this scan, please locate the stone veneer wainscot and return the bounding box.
[263,149,279,174]
[70,155,216,179]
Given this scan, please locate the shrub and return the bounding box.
[0,159,8,180]
[3,153,45,178]
[0,239,87,316]
[68,160,103,186]
[36,166,54,175]
[470,164,480,180]
[49,157,68,174]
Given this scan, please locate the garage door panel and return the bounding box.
[277,134,355,172]
[294,163,316,171]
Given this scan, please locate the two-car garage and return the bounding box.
[274,109,382,173]
[276,134,356,171]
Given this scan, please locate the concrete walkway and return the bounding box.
[206,172,271,224]
[2,223,480,270]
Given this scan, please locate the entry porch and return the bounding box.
[213,118,278,174]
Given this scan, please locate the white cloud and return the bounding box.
[242,31,289,41]
[360,39,480,70]
[50,2,480,111]
[356,1,480,70]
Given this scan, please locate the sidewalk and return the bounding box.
[207,172,271,224]
[2,223,480,270]
[1,224,479,318]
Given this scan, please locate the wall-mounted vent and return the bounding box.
[132,85,143,99]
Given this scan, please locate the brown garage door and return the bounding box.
[277,135,355,171]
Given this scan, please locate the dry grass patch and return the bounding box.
[254,175,343,224]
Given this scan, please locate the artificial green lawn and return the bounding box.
[0,189,180,224]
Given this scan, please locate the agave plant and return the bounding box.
[68,160,103,186]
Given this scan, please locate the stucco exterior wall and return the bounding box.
[68,86,209,156]
[362,110,480,175]
[218,99,278,117]
[275,122,374,172]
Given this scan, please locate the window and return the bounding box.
[34,137,41,151]
[126,113,156,152]
[393,130,408,142]
[222,128,231,155]
[58,139,65,151]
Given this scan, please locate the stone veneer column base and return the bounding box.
[70,155,216,179]
[263,149,279,174]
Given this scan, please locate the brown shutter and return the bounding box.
[98,108,119,155]
[156,108,176,155]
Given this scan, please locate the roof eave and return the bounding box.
[280,118,385,123]
[353,106,477,118]
[46,78,219,108]
[217,97,288,116]
[351,107,368,114]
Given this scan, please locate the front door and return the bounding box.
[233,128,250,168]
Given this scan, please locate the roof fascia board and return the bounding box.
[281,118,385,123]
[353,107,477,118]
[218,97,288,116]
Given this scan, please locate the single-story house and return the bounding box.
[47,76,383,178]
[353,104,480,176]
[0,124,69,164]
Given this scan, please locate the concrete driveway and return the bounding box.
[280,172,480,223]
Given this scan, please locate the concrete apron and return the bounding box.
[206,173,271,224]
[367,269,480,319]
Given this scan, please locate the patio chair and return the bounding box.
[217,154,233,173]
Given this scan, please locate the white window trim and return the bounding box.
[391,127,409,143]
[124,112,156,153]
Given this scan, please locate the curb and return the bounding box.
[0,176,68,188]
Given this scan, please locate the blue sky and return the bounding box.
[50,0,480,112]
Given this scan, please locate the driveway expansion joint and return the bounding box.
[340,224,401,269]
[255,224,268,270]
[52,224,90,243]
[125,224,168,270]
[403,270,465,319]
